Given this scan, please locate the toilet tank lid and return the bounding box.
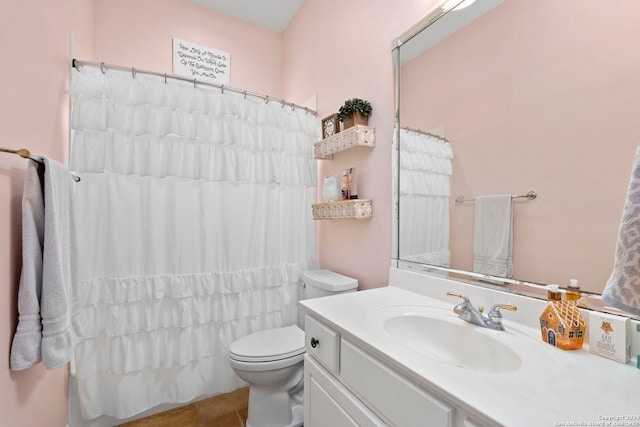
[301,269,358,292]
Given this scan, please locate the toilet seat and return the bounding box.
[228,325,305,363]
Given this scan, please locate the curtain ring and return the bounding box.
[193,78,197,88]
[243,90,247,99]
[131,67,136,78]
[220,85,224,94]
[164,73,167,84]
[291,104,295,111]
[281,100,285,108]
[100,62,106,74]
[265,96,269,104]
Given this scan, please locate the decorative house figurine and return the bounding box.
[539,285,585,350]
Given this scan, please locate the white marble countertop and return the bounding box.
[301,268,640,427]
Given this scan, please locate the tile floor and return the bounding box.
[118,387,249,427]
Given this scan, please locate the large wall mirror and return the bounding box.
[393,0,640,311]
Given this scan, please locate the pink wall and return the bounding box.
[282,0,441,289]
[95,0,283,97]
[0,0,94,425]
[400,0,640,293]
[1,1,282,425]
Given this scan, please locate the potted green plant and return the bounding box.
[337,98,372,129]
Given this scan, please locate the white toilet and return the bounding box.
[228,269,358,427]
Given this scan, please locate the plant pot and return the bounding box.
[342,111,369,130]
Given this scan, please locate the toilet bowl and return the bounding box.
[227,269,358,427]
[228,325,305,427]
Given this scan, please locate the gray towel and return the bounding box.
[473,195,513,278]
[10,161,45,370]
[602,147,640,316]
[40,157,79,369]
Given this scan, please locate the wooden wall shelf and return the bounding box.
[312,199,373,220]
[314,125,375,159]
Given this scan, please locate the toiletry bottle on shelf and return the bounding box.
[566,278,587,308]
[347,167,358,199]
[539,284,585,350]
[340,170,350,200]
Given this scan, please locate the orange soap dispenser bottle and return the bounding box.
[539,284,585,350]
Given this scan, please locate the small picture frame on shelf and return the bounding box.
[321,113,339,139]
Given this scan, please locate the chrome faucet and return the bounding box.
[447,292,517,331]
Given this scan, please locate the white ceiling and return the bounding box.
[189,0,305,33]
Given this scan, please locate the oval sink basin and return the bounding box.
[384,314,522,373]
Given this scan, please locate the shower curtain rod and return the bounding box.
[399,126,450,143]
[72,59,318,116]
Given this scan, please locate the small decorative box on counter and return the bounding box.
[588,312,631,363]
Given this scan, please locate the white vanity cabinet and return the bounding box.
[304,314,498,427]
[304,314,385,426]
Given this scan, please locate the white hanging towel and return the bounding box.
[40,157,78,369]
[473,195,513,278]
[10,161,45,370]
[602,147,640,316]
[10,157,78,370]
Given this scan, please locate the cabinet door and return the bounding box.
[341,339,454,427]
[304,355,385,427]
[308,377,359,427]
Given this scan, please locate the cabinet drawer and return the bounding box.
[341,339,454,427]
[305,315,340,373]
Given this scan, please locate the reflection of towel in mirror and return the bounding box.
[473,195,513,278]
[602,147,640,316]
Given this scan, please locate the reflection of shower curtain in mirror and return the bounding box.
[67,66,318,424]
[394,128,453,266]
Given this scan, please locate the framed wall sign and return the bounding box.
[172,37,230,85]
[321,114,339,139]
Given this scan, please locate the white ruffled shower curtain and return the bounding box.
[68,66,318,423]
[394,128,453,266]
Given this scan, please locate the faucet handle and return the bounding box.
[488,304,517,320]
[493,304,517,312]
[486,304,517,331]
[447,293,483,311]
[446,292,470,303]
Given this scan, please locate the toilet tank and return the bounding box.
[300,269,358,300]
[298,270,358,329]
